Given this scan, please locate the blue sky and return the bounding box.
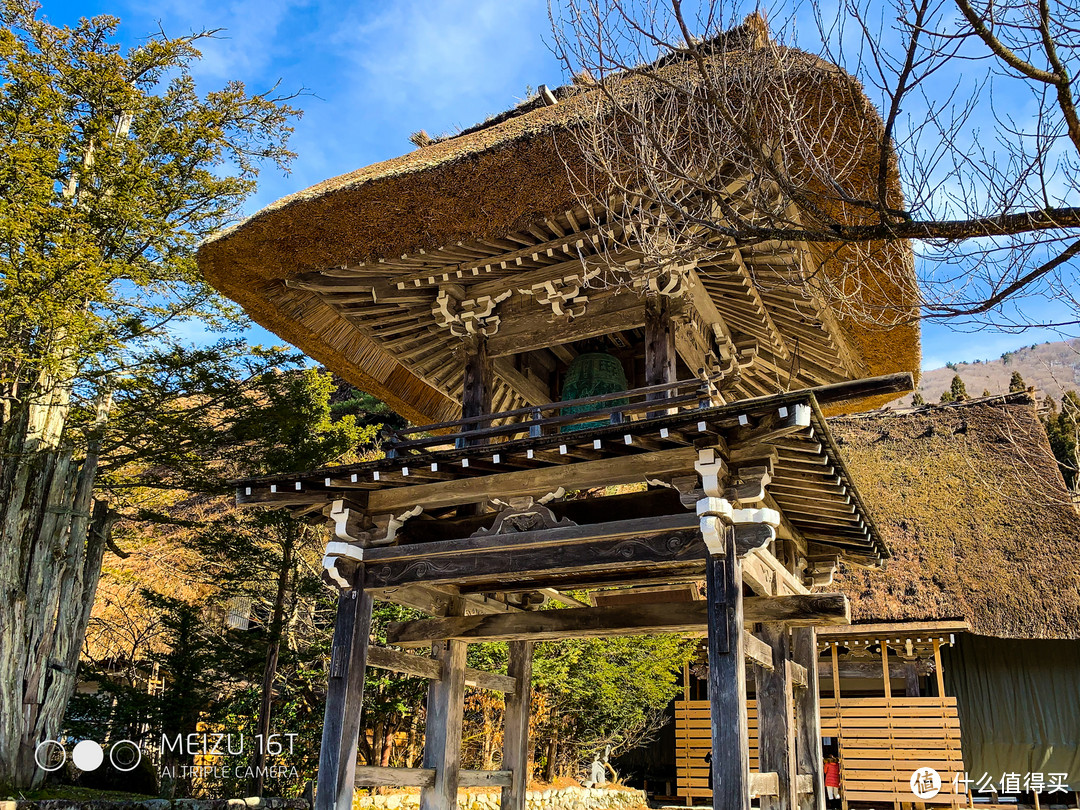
[39,0,1076,371]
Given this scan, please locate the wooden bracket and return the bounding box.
[323,503,423,590]
[517,268,599,318]
[433,287,511,336]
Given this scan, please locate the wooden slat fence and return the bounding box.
[676,697,966,806]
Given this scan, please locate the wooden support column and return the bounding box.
[793,628,825,810]
[645,296,676,415]
[316,571,374,810]
[904,660,921,697]
[500,641,533,810]
[757,624,798,810]
[462,335,492,441]
[420,600,468,810]
[706,529,750,810]
[932,639,946,697]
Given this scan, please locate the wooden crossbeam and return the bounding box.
[750,772,781,799]
[365,447,698,513]
[385,594,849,646]
[364,646,516,693]
[488,291,645,357]
[354,767,512,788]
[364,513,784,591]
[745,632,775,671]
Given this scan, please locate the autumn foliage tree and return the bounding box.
[0,1,299,789]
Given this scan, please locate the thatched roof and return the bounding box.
[829,394,1080,640]
[197,16,919,424]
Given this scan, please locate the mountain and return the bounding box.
[903,338,1080,405]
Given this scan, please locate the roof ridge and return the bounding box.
[431,11,773,145]
[831,390,1035,420]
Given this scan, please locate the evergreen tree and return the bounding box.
[1044,390,1080,490]
[0,2,299,787]
[911,392,925,406]
[948,374,968,402]
[185,368,365,796]
[1009,371,1027,393]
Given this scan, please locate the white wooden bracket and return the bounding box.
[518,269,599,319]
[433,288,511,336]
[322,504,423,590]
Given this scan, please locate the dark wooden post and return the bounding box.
[706,529,750,810]
[315,570,374,810]
[792,627,825,810]
[645,296,676,415]
[420,604,468,810]
[757,624,798,810]
[462,335,492,440]
[501,641,534,810]
[793,628,825,810]
[904,660,921,697]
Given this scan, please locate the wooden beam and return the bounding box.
[816,619,969,638]
[366,447,699,514]
[366,646,442,680]
[818,660,932,680]
[708,532,750,810]
[493,356,550,406]
[487,292,644,357]
[741,548,812,597]
[365,513,785,591]
[790,661,808,689]
[792,628,825,810]
[356,767,434,787]
[745,632,775,671]
[804,372,913,407]
[386,594,849,646]
[365,525,704,591]
[364,646,516,693]
[501,642,533,810]
[315,577,373,810]
[750,772,780,799]
[756,624,798,810]
[354,768,512,788]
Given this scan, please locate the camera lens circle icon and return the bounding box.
[34,740,66,772]
[109,740,142,772]
[72,740,104,772]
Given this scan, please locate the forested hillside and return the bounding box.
[906,339,1080,403]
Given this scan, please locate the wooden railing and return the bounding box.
[387,377,714,455]
[675,696,966,806]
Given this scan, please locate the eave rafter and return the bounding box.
[281,184,865,407]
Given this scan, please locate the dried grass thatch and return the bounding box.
[829,394,1080,640]
[197,21,919,424]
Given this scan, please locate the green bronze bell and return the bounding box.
[560,352,629,432]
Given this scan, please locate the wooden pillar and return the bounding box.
[706,529,750,810]
[645,296,676,412]
[831,643,847,810]
[757,624,798,810]
[316,571,374,810]
[501,641,533,810]
[420,601,468,810]
[932,640,946,697]
[462,335,492,426]
[904,661,921,697]
[793,628,825,810]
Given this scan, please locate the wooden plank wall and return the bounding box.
[675,697,965,806]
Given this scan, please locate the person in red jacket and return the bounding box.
[825,756,842,805]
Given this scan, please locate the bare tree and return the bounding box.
[549,0,1080,332]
